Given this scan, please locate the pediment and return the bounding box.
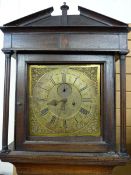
[4,4,127,27]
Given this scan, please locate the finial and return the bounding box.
[60,2,69,15]
[60,2,69,25]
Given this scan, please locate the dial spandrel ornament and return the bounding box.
[28,64,100,137]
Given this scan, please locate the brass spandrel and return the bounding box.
[28,64,100,137]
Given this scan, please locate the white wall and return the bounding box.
[0,0,131,174]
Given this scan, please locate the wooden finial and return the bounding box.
[60,2,69,15]
[60,2,69,25]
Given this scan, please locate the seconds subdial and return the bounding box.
[57,83,72,98]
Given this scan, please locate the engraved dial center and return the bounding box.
[57,83,72,97]
[48,82,82,119]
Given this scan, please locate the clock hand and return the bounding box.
[61,98,67,103]
[60,98,67,111]
[60,102,65,111]
[47,98,67,106]
[47,99,58,106]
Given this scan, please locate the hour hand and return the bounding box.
[60,98,67,111]
[47,98,67,106]
[47,99,58,106]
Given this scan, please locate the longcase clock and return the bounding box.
[0,3,130,175]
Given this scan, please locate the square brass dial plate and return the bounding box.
[28,64,100,137]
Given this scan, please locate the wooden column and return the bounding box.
[1,50,13,153]
[120,54,127,153]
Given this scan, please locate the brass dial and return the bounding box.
[29,65,100,137]
[48,82,81,119]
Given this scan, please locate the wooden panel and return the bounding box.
[4,33,12,48]
[125,90,131,110]
[127,41,131,56]
[116,126,131,154]
[116,74,131,91]
[126,74,131,91]
[128,31,131,40]
[126,57,131,72]
[15,54,114,152]
[116,127,131,155]
[12,34,60,50]
[128,40,131,48]
[116,91,119,109]
[12,33,121,50]
[116,74,120,91]
[116,127,131,146]
[116,60,120,73]
[116,109,131,127]
[119,34,128,50]
[13,164,131,175]
[69,34,119,49]
[14,164,113,175]
[127,51,131,57]
[116,91,131,109]
[116,57,131,73]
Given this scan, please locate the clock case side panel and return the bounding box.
[15,53,115,153]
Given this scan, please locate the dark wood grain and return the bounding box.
[0,3,129,175]
[0,149,130,165]
[10,33,126,51]
[1,50,13,153]
[120,54,127,153]
[12,54,116,153]
[14,164,114,175]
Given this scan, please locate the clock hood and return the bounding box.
[2,3,127,28]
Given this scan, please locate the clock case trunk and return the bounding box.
[0,4,129,172]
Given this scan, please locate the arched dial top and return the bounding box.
[28,65,100,137]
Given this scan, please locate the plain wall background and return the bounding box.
[0,0,131,174]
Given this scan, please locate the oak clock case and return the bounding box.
[15,54,114,153]
[0,4,129,175]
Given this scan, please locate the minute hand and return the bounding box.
[60,98,67,111]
